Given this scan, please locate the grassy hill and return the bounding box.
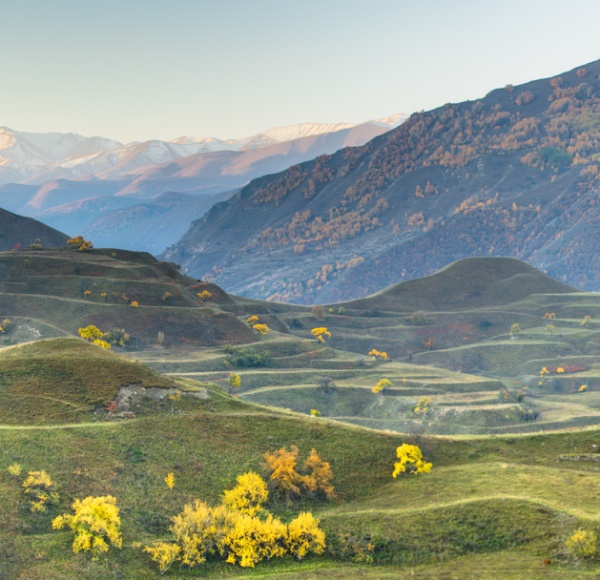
[0,207,68,250]
[0,338,176,425]
[343,257,578,313]
[2,338,600,578]
[0,247,255,347]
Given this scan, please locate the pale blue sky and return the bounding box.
[2,0,599,142]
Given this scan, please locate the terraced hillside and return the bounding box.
[133,257,600,435]
[3,251,600,435]
[2,338,600,578]
[0,247,254,346]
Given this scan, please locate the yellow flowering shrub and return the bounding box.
[311,327,331,343]
[198,290,212,302]
[286,512,326,559]
[78,325,103,342]
[22,470,59,512]
[264,446,336,501]
[223,472,269,516]
[372,378,392,394]
[565,528,597,559]
[7,463,22,477]
[220,512,287,567]
[368,349,388,360]
[52,496,122,558]
[414,396,431,414]
[392,444,432,478]
[252,323,270,335]
[169,500,229,566]
[144,542,181,573]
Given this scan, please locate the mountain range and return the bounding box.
[163,58,600,303]
[0,116,405,253]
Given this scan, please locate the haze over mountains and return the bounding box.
[0,116,404,254]
[163,58,600,303]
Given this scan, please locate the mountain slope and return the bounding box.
[0,207,68,250]
[163,58,600,302]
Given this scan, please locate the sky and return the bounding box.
[2,0,600,143]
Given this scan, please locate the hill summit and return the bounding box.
[346,257,579,312]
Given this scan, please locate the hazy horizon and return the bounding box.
[3,0,600,143]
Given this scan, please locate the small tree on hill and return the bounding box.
[310,305,326,322]
[198,290,212,302]
[302,449,335,499]
[311,327,331,343]
[263,446,335,502]
[252,323,270,335]
[263,446,303,502]
[228,372,241,394]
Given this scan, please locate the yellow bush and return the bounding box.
[372,378,392,394]
[198,290,212,302]
[223,472,269,516]
[220,512,287,568]
[392,444,432,478]
[565,528,597,559]
[170,500,230,567]
[252,323,270,335]
[311,327,331,343]
[414,396,431,414]
[52,496,122,558]
[144,542,181,573]
[7,463,22,477]
[22,470,59,512]
[286,512,326,559]
[78,325,103,342]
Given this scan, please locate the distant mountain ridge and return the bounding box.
[0,116,406,254]
[0,116,406,184]
[162,58,600,303]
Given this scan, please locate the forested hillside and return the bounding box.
[165,59,600,303]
